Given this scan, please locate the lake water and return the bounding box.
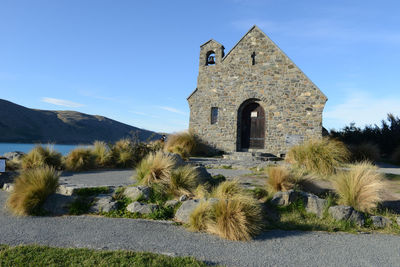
[0,143,92,156]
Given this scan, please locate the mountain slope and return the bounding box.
[0,99,160,144]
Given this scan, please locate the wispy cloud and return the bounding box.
[156,106,187,115]
[41,97,84,108]
[324,91,400,130]
[129,110,160,119]
[78,90,120,102]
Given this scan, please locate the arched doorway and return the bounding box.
[238,100,265,150]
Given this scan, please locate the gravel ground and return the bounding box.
[1,191,400,267]
[59,169,134,187]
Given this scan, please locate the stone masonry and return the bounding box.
[187,25,327,156]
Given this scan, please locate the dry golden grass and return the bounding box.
[92,141,112,167]
[21,145,63,170]
[266,166,295,193]
[168,165,199,196]
[135,151,176,186]
[111,138,135,168]
[211,180,246,199]
[285,138,350,177]
[7,166,59,215]
[348,143,380,163]
[207,196,263,241]
[65,148,96,171]
[189,200,214,231]
[332,161,384,213]
[164,131,197,159]
[193,184,210,199]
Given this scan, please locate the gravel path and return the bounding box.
[59,169,134,187]
[1,191,400,266]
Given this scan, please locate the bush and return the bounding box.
[111,139,153,168]
[168,165,199,196]
[164,131,197,159]
[211,180,246,199]
[392,146,400,165]
[135,151,176,186]
[189,196,263,241]
[348,143,380,163]
[92,141,112,167]
[332,162,384,213]
[7,166,59,215]
[285,138,350,176]
[21,145,63,170]
[266,166,294,193]
[65,148,96,171]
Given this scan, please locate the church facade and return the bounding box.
[187,26,327,156]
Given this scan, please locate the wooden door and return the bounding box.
[241,103,265,149]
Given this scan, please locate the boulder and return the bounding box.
[328,205,353,221]
[126,202,158,214]
[123,186,151,201]
[90,194,117,213]
[174,199,202,224]
[2,183,14,192]
[193,166,213,184]
[179,195,188,202]
[3,151,25,161]
[328,205,365,226]
[303,193,327,218]
[165,200,179,208]
[168,153,186,167]
[348,210,365,227]
[57,185,77,196]
[271,190,298,206]
[42,193,78,216]
[371,216,392,228]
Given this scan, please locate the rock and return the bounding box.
[123,186,151,201]
[371,216,392,228]
[165,200,179,208]
[303,193,327,218]
[328,205,365,226]
[90,194,117,213]
[126,202,158,214]
[57,185,78,196]
[168,153,186,167]
[179,195,188,202]
[193,166,213,184]
[397,217,400,226]
[2,183,14,192]
[271,190,298,206]
[328,205,353,221]
[348,210,365,227]
[3,151,25,161]
[175,199,202,224]
[42,193,78,216]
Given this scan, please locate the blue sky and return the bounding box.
[1,0,400,133]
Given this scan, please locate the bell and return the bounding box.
[207,56,215,65]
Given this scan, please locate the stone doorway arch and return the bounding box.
[237,99,265,151]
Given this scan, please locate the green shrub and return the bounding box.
[21,145,63,170]
[285,138,350,176]
[92,141,112,167]
[348,143,380,163]
[7,166,59,215]
[65,148,96,171]
[333,161,384,213]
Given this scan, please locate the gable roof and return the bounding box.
[200,39,224,48]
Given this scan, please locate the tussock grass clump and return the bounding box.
[332,161,384,213]
[189,196,263,241]
[7,166,59,215]
[266,166,294,193]
[135,151,176,186]
[65,148,96,171]
[169,165,199,196]
[348,143,380,163]
[211,180,245,199]
[111,139,135,168]
[164,131,197,159]
[285,138,350,176]
[92,141,112,167]
[21,145,63,170]
[392,146,400,165]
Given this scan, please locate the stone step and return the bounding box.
[223,152,282,162]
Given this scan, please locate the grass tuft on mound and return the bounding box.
[7,166,59,215]
[135,151,176,186]
[285,138,350,177]
[164,131,197,159]
[266,166,294,193]
[65,148,96,171]
[92,141,112,167]
[21,145,63,170]
[333,161,384,213]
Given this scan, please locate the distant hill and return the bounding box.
[0,99,161,144]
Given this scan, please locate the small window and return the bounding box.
[211,107,218,124]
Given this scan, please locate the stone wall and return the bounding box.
[188,26,327,156]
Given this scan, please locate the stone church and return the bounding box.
[187,25,327,157]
